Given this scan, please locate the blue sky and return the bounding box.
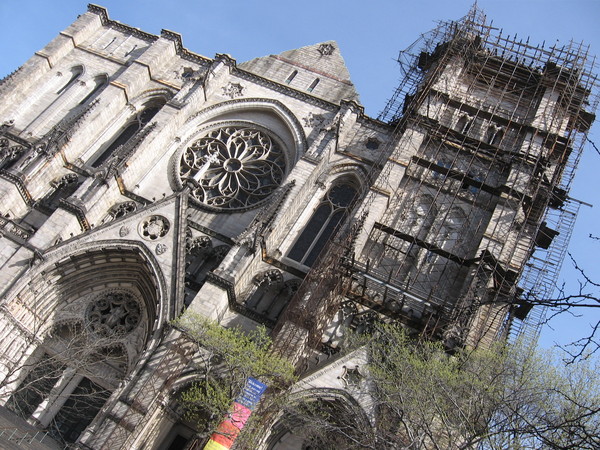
[1,0,599,350]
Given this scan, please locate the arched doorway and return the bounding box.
[1,244,164,445]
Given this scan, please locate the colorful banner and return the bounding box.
[204,377,268,449]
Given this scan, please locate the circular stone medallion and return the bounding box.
[87,292,141,336]
[179,126,286,210]
[139,215,170,240]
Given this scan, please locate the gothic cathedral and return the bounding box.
[0,4,595,449]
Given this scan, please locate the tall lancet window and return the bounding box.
[56,66,83,95]
[78,74,108,105]
[90,103,162,168]
[288,183,357,267]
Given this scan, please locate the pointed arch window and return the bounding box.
[90,103,162,168]
[434,207,467,254]
[456,114,473,135]
[307,78,320,93]
[56,66,83,95]
[6,353,65,419]
[78,74,108,105]
[6,307,133,444]
[50,377,111,443]
[288,182,357,267]
[285,70,298,84]
[102,201,137,224]
[486,125,504,146]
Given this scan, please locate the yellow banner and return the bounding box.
[204,439,229,450]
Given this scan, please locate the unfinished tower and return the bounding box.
[271,8,597,366]
[0,5,595,449]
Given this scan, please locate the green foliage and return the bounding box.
[172,315,600,448]
[360,323,600,449]
[173,312,295,434]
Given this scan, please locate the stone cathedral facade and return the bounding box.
[0,4,595,449]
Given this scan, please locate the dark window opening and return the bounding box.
[288,183,357,267]
[307,78,320,93]
[486,126,504,146]
[184,246,229,306]
[366,138,380,150]
[6,354,65,419]
[91,105,161,168]
[456,115,473,134]
[167,434,190,450]
[48,377,110,444]
[285,70,298,84]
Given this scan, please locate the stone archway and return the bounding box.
[265,388,374,450]
[0,244,165,445]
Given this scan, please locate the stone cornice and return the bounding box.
[59,199,91,231]
[88,5,211,68]
[85,5,391,129]
[88,5,157,43]
[85,5,388,129]
[0,170,33,205]
[161,30,212,66]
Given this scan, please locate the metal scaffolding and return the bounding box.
[273,5,598,367]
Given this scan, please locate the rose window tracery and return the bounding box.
[139,215,170,240]
[87,292,141,336]
[179,126,287,210]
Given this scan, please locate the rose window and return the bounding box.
[139,215,170,240]
[179,126,286,210]
[87,292,141,336]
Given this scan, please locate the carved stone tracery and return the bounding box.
[87,292,142,336]
[222,82,244,99]
[318,43,335,56]
[139,215,170,240]
[180,126,286,210]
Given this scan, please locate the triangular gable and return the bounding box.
[40,191,189,319]
[239,41,359,103]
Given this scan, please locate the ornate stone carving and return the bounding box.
[51,173,79,189]
[139,215,170,240]
[185,231,212,254]
[0,217,32,241]
[105,201,137,224]
[221,82,244,99]
[338,365,362,387]
[318,43,335,56]
[119,226,130,237]
[253,269,283,287]
[0,143,25,169]
[87,292,141,336]
[179,126,286,210]
[155,243,167,255]
[180,66,205,82]
[302,112,326,128]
